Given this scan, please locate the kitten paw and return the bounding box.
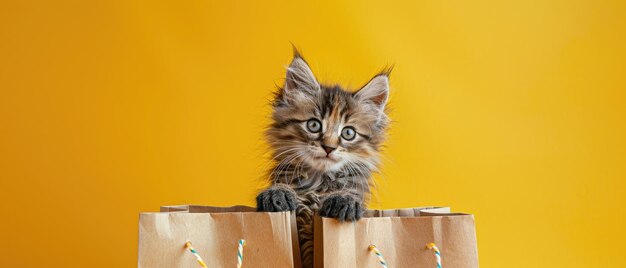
[256,185,298,212]
[319,194,363,222]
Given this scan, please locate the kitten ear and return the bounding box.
[284,52,320,94]
[354,74,390,109]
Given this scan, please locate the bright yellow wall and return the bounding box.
[1,1,625,267]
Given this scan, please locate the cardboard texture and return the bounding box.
[314,207,479,268]
[138,205,302,268]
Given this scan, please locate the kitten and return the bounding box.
[256,49,390,267]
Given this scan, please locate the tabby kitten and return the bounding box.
[256,50,390,267]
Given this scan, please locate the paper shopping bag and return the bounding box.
[138,205,302,268]
[314,207,478,268]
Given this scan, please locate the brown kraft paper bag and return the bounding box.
[138,205,302,268]
[314,207,478,268]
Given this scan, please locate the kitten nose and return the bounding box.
[322,145,336,154]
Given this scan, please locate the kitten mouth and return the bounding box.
[314,155,338,162]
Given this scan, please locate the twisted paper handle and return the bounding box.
[185,241,207,268]
[368,244,389,268]
[427,243,442,268]
[237,239,246,268]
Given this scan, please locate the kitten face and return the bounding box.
[267,54,390,175]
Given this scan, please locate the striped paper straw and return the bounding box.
[368,244,388,268]
[237,239,246,268]
[185,241,207,268]
[427,242,442,268]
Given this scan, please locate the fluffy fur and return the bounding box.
[257,49,390,267]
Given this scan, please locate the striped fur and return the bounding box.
[257,51,390,267]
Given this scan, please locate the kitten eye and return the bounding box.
[306,119,322,133]
[341,127,356,141]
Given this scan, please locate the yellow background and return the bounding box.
[1,0,625,267]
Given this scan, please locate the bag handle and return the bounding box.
[427,243,442,268]
[185,242,207,267]
[368,244,389,268]
[237,239,246,268]
[367,243,443,268]
[185,239,247,267]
